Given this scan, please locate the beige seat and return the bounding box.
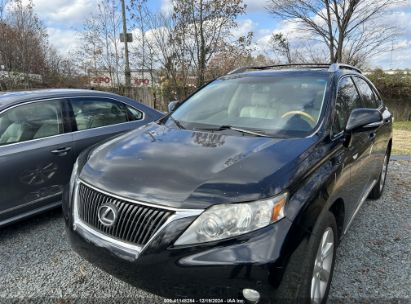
[33,121,60,139]
[240,92,277,119]
[0,109,28,144]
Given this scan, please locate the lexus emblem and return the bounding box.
[98,203,118,227]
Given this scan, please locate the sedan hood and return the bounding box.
[80,123,317,209]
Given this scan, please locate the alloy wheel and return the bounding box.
[379,154,388,192]
[310,227,334,304]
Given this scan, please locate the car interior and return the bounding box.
[175,77,327,133]
[72,100,130,131]
[0,103,63,145]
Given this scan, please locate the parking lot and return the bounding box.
[0,160,410,303]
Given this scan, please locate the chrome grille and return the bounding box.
[77,183,174,246]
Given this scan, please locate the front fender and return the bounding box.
[285,140,347,236]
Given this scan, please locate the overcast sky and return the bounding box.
[30,0,411,70]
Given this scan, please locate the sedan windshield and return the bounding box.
[170,75,329,137]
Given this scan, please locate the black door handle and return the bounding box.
[51,147,71,156]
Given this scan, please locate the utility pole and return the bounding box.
[121,0,131,88]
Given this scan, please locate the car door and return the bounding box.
[68,96,148,159]
[352,76,388,181]
[333,76,372,219]
[0,99,74,224]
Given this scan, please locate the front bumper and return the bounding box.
[63,182,304,301]
[66,219,295,300]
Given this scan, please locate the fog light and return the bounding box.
[242,288,260,303]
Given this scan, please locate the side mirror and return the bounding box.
[345,108,383,132]
[168,101,178,113]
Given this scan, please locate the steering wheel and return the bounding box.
[281,111,316,127]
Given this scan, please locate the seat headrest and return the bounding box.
[251,92,270,107]
[111,105,120,115]
[7,107,26,122]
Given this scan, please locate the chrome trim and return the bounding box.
[0,96,145,148]
[363,120,383,128]
[72,179,203,259]
[79,179,201,213]
[343,179,377,234]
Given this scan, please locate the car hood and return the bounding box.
[80,123,318,209]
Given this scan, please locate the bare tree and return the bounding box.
[207,32,255,78]
[80,0,122,87]
[267,0,403,64]
[270,33,293,63]
[140,11,193,100]
[1,0,48,76]
[173,0,246,87]
[129,0,150,80]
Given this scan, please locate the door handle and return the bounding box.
[51,147,71,156]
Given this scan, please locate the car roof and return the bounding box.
[0,89,129,112]
[223,69,331,78]
[220,66,362,80]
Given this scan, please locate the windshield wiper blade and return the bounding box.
[195,125,271,137]
[169,116,185,129]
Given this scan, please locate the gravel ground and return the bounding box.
[0,160,410,303]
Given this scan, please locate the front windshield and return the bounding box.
[170,74,329,137]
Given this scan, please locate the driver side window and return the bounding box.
[333,77,362,134]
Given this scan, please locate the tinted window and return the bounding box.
[171,75,329,137]
[353,77,379,108]
[0,100,63,146]
[333,77,362,133]
[126,105,144,121]
[71,98,129,130]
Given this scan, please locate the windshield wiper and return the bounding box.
[168,116,185,129]
[195,125,271,137]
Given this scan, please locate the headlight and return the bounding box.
[174,193,288,245]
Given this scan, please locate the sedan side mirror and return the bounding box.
[168,101,178,113]
[345,108,383,132]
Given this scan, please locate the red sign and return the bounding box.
[92,77,111,84]
[134,79,150,86]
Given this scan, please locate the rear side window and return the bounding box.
[0,100,64,146]
[333,77,362,133]
[70,98,130,131]
[353,77,380,108]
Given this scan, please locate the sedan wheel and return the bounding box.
[379,154,388,192]
[369,149,390,199]
[311,227,334,304]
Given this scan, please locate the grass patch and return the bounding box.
[393,121,411,155]
[394,121,411,131]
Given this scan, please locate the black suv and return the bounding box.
[64,64,392,303]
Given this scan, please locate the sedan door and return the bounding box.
[68,97,150,159]
[0,99,74,224]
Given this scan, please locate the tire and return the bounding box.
[274,211,338,304]
[368,150,389,200]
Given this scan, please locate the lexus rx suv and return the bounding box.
[64,64,392,303]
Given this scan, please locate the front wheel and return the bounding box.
[276,212,338,304]
[368,151,389,199]
[309,215,337,304]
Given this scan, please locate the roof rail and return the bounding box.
[227,63,362,75]
[328,63,362,74]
